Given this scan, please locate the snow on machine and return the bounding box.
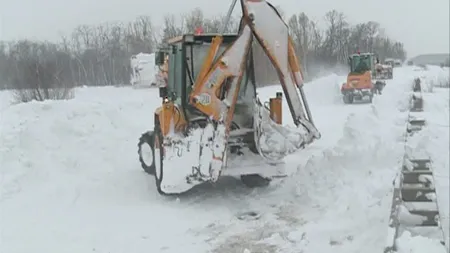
[137,0,321,195]
[341,52,385,104]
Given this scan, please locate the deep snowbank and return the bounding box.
[422,65,449,88]
[1,69,447,253]
[208,68,448,253]
[0,86,221,253]
[405,65,450,90]
[206,71,418,253]
[0,89,12,111]
[1,87,158,200]
[1,75,354,253]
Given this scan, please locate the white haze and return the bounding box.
[0,0,448,57]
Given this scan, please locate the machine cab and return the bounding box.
[154,33,257,128]
[348,53,375,74]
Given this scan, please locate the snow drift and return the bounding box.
[403,87,450,251]
[409,65,449,91]
[0,68,448,253]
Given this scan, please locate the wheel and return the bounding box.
[348,94,354,103]
[342,94,349,104]
[241,174,271,188]
[138,131,155,175]
[153,119,165,195]
[343,94,353,104]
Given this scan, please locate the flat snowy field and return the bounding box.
[1,67,448,253]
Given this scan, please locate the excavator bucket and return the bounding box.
[240,0,320,161]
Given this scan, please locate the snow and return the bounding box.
[396,231,447,253]
[404,86,450,251]
[1,67,448,253]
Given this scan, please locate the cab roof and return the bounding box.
[350,52,374,57]
[167,33,239,44]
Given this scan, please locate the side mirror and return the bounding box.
[159,86,167,98]
[155,51,165,65]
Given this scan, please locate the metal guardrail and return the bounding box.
[383,78,447,252]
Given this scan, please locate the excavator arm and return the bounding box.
[189,0,320,142]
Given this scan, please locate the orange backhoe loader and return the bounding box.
[341,52,385,103]
[137,0,321,195]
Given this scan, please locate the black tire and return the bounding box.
[138,131,155,175]
[348,94,354,103]
[342,94,349,104]
[343,94,353,104]
[241,174,271,188]
[153,119,166,195]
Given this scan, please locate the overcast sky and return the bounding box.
[0,0,448,57]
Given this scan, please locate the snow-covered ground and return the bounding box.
[0,68,448,253]
[398,85,450,252]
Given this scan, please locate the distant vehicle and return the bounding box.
[341,52,385,104]
[385,58,402,68]
[385,58,395,67]
[130,53,160,88]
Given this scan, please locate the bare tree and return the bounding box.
[0,7,407,92]
[6,41,75,102]
[184,8,205,33]
[161,14,184,42]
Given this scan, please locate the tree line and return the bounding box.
[0,7,407,95]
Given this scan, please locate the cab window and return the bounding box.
[167,43,183,104]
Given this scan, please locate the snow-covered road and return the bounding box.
[0,67,448,253]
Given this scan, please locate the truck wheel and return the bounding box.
[138,131,155,175]
[241,174,271,188]
[343,94,349,104]
[343,94,353,104]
